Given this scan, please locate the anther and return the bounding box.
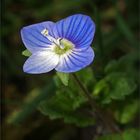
[41,29,49,36]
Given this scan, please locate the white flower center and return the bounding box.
[41,29,74,55]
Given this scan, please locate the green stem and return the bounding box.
[72,73,120,133]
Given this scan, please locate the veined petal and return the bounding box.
[23,51,59,74]
[21,21,55,53]
[53,14,95,49]
[55,47,94,73]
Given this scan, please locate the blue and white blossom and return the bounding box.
[21,14,95,74]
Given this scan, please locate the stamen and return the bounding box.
[41,28,57,44]
[41,29,49,36]
[41,29,74,55]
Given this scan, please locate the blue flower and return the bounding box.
[21,14,95,74]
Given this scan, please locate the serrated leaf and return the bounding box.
[39,98,95,127]
[38,77,95,127]
[106,73,137,100]
[56,72,69,86]
[93,72,137,104]
[105,52,139,79]
[53,70,91,110]
[22,49,32,57]
[38,68,96,126]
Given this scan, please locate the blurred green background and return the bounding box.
[1,0,139,140]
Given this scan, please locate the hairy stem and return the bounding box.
[72,73,120,133]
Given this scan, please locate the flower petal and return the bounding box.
[53,14,95,48]
[23,51,59,74]
[21,21,54,53]
[55,47,94,73]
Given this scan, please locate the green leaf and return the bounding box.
[75,67,96,94]
[93,72,137,104]
[95,129,140,140]
[22,49,32,57]
[38,76,95,127]
[115,100,139,124]
[54,75,87,109]
[106,73,137,100]
[105,52,139,79]
[39,99,95,127]
[95,134,121,140]
[77,67,96,87]
[56,72,69,86]
[93,79,109,96]
[122,129,140,140]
